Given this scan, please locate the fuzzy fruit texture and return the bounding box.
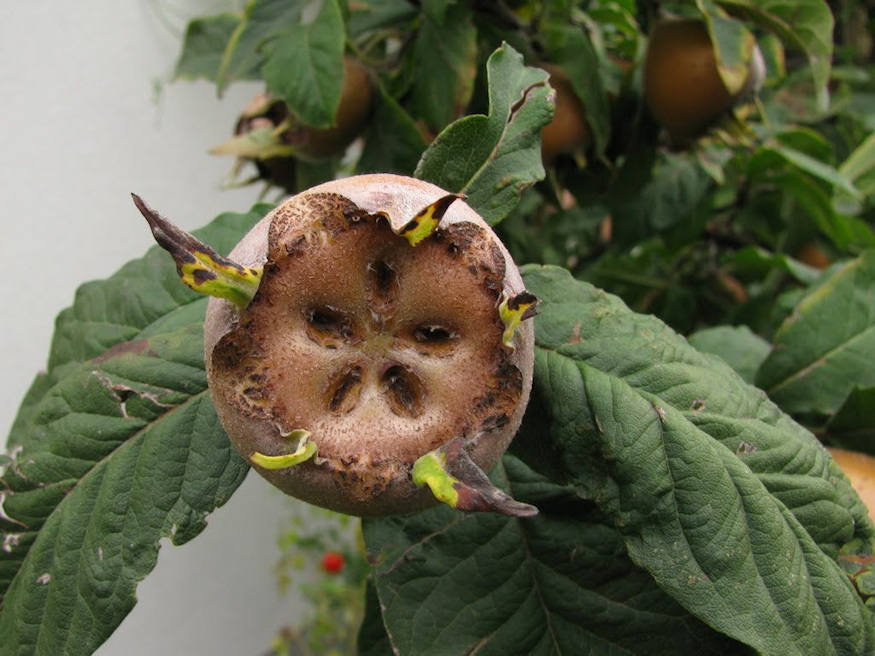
[644,19,765,142]
[192,174,537,516]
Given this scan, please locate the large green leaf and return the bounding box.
[519,265,874,655]
[415,44,553,226]
[687,324,771,384]
[260,0,346,128]
[756,250,875,418]
[174,13,243,82]
[362,456,742,655]
[0,205,268,655]
[410,3,477,132]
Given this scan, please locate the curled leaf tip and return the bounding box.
[413,438,538,518]
[250,430,317,470]
[132,193,262,308]
[397,193,464,246]
[499,291,539,346]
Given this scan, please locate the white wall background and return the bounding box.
[1,3,315,654]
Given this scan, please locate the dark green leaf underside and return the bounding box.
[519,265,874,655]
[363,456,741,655]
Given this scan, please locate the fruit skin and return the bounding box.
[539,64,592,162]
[829,447,875,523]
[204,174,535,517]
[643,19,764,141]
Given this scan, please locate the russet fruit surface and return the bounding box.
[203,174,535,516]
[644,19,762,141]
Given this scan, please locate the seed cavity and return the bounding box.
[304,305,355,346]
[366,259,398,321]
[382,365,424,417]
[413,323,459,344]
[326,365,363,414]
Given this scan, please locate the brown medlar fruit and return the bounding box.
[134,174,539,517]
[643,19,765,142]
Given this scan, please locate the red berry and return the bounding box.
[321,551,345,574]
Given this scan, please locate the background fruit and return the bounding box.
[643,19,763,142]
[539,63,592,161]
[230,56,375,189]
[203,174,536,516]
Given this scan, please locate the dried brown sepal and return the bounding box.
[132,194,262,307]
[413,438,538,517]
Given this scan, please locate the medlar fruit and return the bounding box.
[134,174,538,517]
[644,18,765,142]
[213,57,375,190]
[539,63,592,162]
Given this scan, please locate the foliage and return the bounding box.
[2,0,875,654]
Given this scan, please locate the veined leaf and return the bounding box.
[0,205,268,654]
[717,0,834,109]
[415,44,554,226]
[260,0,346,129]
[756,251,875,418]
[174,14,243,82]
[687,325,772,384]
[519,265,874,655]
[697,1,758,96]
[840,131,875,197]
[363,456,742,655]
[826,386,875,452]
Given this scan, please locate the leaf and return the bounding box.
[347,0,418,37]
[260,0,346,128]
[769,170,875,251]
[415,44,553,226]
[214,0,312,94]
[840,131,875,197]
[609,149,711,246]
[540,24,611,157]
[756,251,875,418]
[357,579,394,656]
[174,13,243,82]
[826,387,875,453]
[410,3,477,132]
[519,265,874,655]
[687,325,772,384]
[363,456,742,655]
[697,1,758,95]
[731,245,823,286]
[717,0,834,109]
[0,206,268,654]
[46,206,271,371]
[357,83,427,176]
[765,143,861,198]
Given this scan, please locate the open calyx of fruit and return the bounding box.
[134,174,539,517]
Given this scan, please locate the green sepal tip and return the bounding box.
[499,291,539,346]
[413,438,538,517]
[397,193,463,246]
[132,193,263,308]
[250,430,317,470]
[412,450,460,508]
